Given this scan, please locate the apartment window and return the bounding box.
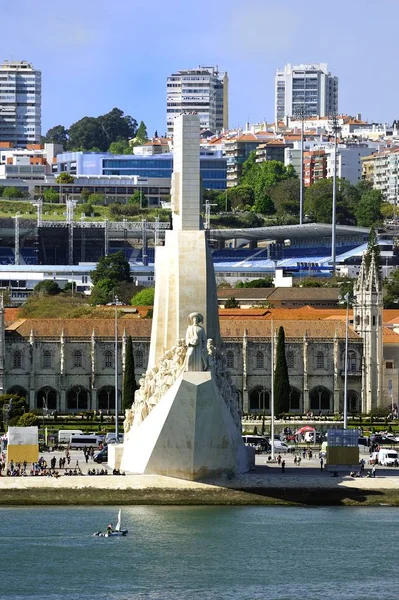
[42,350,52,369]
[104,350,113,368]
[74,350,83,368]
[12,350,22,369]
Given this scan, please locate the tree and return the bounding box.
[304,179,356,224]
[34,280,62,295]
[56,172,75,184]
[90,279,114,305]
[81,188,91,202]
[227,185,255,210]
[354,189,383,227]
[225,296,239,308]
[18,412,39,427]
[81,203,93,216]
[88,193,105,205]
[43,125,69,147]
[43,189,59,203]
[133,120,148,144]
[68,116,108,151]
[2,187,26,199]
[129,190,142,205]
[384,269,399,308]
[98,108,137,146]
[273,326,290,414]
[91,251,130,286]
[269,178,300,216]
[123,336,138,411]
[131,287,155,306]
[108,138,132,154]
[0,394,28,426]
[235,277,274,288]
[241,155,297,214]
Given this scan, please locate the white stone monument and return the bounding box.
[121,114,248,480]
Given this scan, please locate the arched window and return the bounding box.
[249,387,270,411]
[256,351,264,370]
[12,350,22,369]
[42,350,52,369]
[310,386,331,411]
[355,315,360,326]
[286,351,294,370]
[104,350,113,368]
[347,351,357,372]
[289,387,301,411]
[67,386,89,411]
[36,387,57,410]
[98,386,116,411]
[226,351,235,370]
[73,350,83,368]
[347,390,360,413]
[135,350,144,369]
[316,351,325,370]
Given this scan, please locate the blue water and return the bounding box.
[1,506,399,600]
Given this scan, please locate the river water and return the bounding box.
[1,505,398,600]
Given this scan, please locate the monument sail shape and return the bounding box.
[121,114,248,480]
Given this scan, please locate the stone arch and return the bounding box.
[97,386,115,411]
[7,385,28,399]
[36,386,58,411]
[309,386,331,412]
[66,386,89,411]
[249,386,270,411]
[347,389,361,413]
[289,387,301,411]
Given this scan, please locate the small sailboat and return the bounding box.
[93,509,128,537]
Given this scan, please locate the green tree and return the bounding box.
[381,202,395,220]
[56,172,75,184]
[2,187,25,199]
[235,277,274,288]
[91,251,130,286]
[123,336,138,411]
[88,193,104,205]
[18,412,39,427]
[43,125,69,147]
[354,189,383,227]
[269,178,300,216]
[81,188,91,202]
[241,155,297,214]
[225,296,239,308]
[108,138,132,154]
[68,116,108,151]
[273,326,290,414]
[98,108,137,147]
[34,280,62,295]
[227,185,255,210]
[90,279,114,305]
[129,190,142,205]
[385,269,399,308]
[0,394,28,426]
[131,287,155,306]
[43,188,59,203]
[305,179,356,224]
[81,203,93,216]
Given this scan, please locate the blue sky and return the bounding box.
[1,0,397,135]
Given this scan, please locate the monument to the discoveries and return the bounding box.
[121,114,248,480]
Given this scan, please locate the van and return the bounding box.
[105,433,124,444]
[58,429,83,444]
[69,435,103,450]
[242,436,270,453]
[378,448,399,466]
[304,431,322,443]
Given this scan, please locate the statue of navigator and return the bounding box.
[185,312,208,371]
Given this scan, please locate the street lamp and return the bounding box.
[293,105,305,225]
[270,320,275,460]
[330,114,341,274]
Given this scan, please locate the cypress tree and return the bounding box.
[273,326,290,415]
[122,336,138,411]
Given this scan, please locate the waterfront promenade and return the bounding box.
[1,449,399,506]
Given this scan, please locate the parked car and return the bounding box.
[271,440,289,453]
[93,447,108,463]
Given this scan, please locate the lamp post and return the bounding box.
[330,114,341,274]
[114,295,119,439]
[293,105,305,225]
[270,320,275,460]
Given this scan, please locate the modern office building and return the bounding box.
[275,63,338,122]
[56,150,227,190]
[166,66,228,136]
[0,61,41,146]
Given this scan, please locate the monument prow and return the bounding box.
[121,113,248,480]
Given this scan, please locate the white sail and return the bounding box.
[115,509,121,532]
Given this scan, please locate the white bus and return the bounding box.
[68,435,103,450]
[58,430,83,444]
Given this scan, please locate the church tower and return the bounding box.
[353,252,383,412]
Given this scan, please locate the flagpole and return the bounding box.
[271,320,275,460]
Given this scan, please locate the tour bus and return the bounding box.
[242,435,270,453]
[68,434,103,450]
[57,429,83,444]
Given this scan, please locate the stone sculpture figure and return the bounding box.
[185,312,207,372]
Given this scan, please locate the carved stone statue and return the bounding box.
[185,312,208,372]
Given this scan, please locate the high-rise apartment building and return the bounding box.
[166,66,228,136]
[275,63,338,122]
[0,61,41,146]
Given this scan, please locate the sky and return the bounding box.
[1,0,398,136]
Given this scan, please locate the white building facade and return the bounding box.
[0,61,41,146]
[166,66,228,136]
[275,63,338,122]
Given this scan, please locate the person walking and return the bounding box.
[372,464,376,478]
[297,456,301,466]
[294,455,297,465]
[320,457,324,471]
[281,460,285,473]
[360,458,365,474]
